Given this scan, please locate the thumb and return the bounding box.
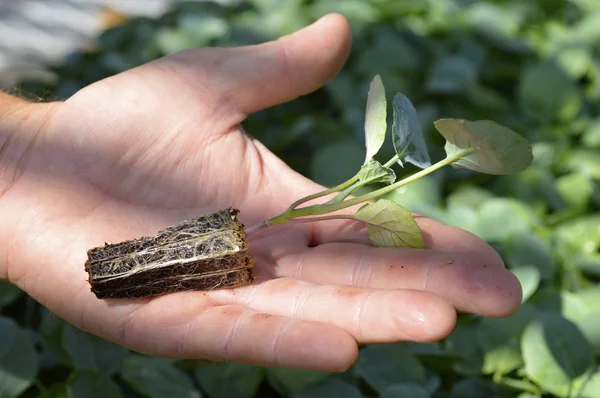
[156,13,352,116]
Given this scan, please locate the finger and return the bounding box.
[267,243,522,318]
[154,13,352,116]
[77,292,358,372]
[209,278,457,344]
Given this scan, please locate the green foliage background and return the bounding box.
[3,0,600,397]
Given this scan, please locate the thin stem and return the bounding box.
[285,175,359,211]
[285,214,361,224]
[286,150,472,219]
[327,153,400,205]
[246,173,361,233]
[383,153,399,168]
[326,180,363,205]
[249,174,359,233]
[255,150,472,231]
[244,221,267,235]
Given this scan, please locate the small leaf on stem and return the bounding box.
[355,199,424,248]
[358,160,396,185]
[392,93,432,169]
[364,75,387,164]
[434,119,533,174]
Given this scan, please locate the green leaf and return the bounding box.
[177,10,230,46]
[0,282,23,308]
[447,186,495,210]
[62,324,128,375]
[555,47,593,78]
[573,369,600,397]
[38,383,68,398]
[66,370,124,398]
[496,377,542,395]
[443,320,485,376]
[0,317,39,398]
[504,233,556,281]
[381,383,431,398]
[392,93,431,169]
[194,362,264,398]
[576,311,600,354]
[553,215,600,278]
[62,325,95,370]
[490,167,564,211]
[353,344,427,393]
[154,28,199,55]
[266,368,331,396]
[408,348,463,373]
[120,355,200,398]
[434,119,533,175]
[582,120,600,148]
[291,379,363,398]
[474,199,537,242]
[427,55,478,94]
[528,288,589,325]
[309,0,378,32]
[39,310,71,366]
[575,287,600,313]
[364,74,387,163]
[556,172,594,209]
[560,288,600,353]
[478,304,536,376]
[449,378,498,398]
[512,266,541,303]
[560,149,600,180]
[521,313,594,397]
[518,62,581,122]
[355,199,424,248]
[357,160,396,185]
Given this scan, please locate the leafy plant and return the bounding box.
[247,75,533,250]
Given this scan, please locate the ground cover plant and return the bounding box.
[3,0,600,397]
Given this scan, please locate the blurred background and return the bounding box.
[1,0,600,397]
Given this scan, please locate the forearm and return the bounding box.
[0,91,59,280]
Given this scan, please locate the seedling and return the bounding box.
[85,75,533,299]
[245,75,534,248]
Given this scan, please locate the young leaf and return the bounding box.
[358,159,396,185]
[434,119,532,174]
[355,199,424,248]
[364,75,387,164]
[392,93,431,169]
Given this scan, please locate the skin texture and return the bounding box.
[0,14,522,371]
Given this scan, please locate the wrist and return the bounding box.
[0,92,60,281]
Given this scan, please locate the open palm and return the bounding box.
[1,15,521,371]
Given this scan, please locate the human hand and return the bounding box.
[0,14,521,371]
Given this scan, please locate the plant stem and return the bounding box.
[285,214,361,224]
[264,150,471,226]
[286,175,359,210]
[326,154,401,205]
[245,151,471,234]
[244,221,267,234]
[245,173,361,233]
[383,154,399,168]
